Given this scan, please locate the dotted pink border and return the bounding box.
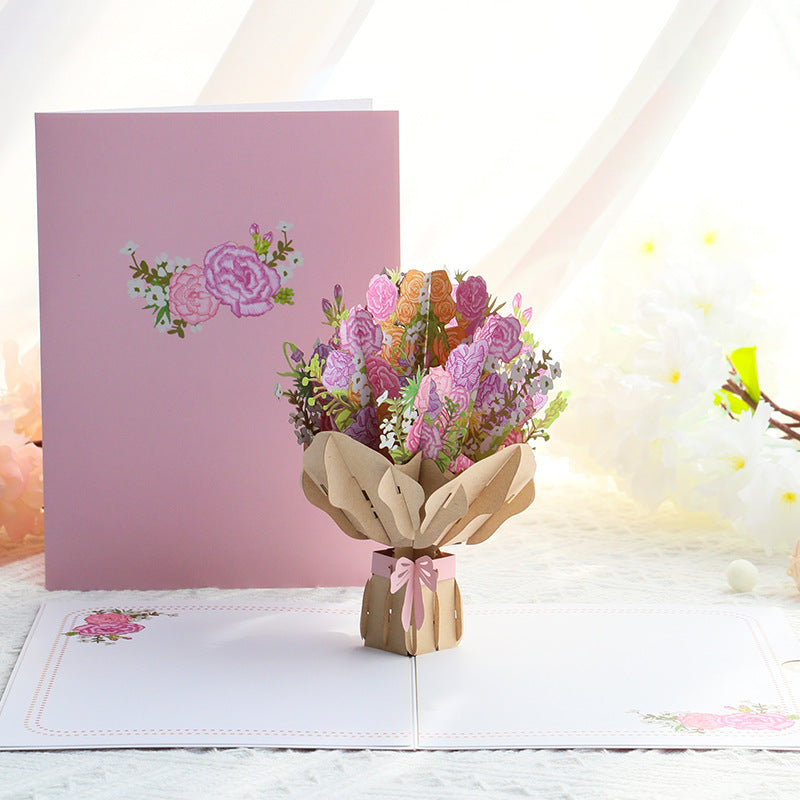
[24,604,407,742]
[417,607,800,741]
[22,604,798,743]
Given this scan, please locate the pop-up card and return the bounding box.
[1,601,799,750]
[35,107,400,589]
[276,270,566,653]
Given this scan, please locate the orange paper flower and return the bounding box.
[400,269,425,301]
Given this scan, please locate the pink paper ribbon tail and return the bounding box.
[390,555,439,631]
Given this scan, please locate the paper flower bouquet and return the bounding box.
[278,269,565,654]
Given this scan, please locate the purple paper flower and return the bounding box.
[446,340,489,393]
[475,315,523,362]
[340,307,383,356]
[426,384,443,418]
[321,349,355,391]
[344,406,379,449]
[203,242,280,317]
[313,342,332,363]
[475,372,508,411]
[455,275,489,320]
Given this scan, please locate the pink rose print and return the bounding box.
[475,314,523,362]
[366,274,399,321]
[455,275,489,320]
[341,307,383,356]
[73,612,144,637]
[446,339,489,393]
[203,242,281,317]
[366,355,401,400]
[718,712,794,731]
[322,350,356,392]
[676,713,726,730]
[168,264,220,324]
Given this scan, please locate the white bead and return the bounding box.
[726,559,758,593]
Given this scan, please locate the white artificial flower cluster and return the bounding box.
[558,206,799,553]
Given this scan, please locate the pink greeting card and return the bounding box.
[36,109,400,589]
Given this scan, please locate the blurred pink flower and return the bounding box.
[718,712,794,730]
[0,439,44,541]
[676,712,725,730]
[2,341,42,442]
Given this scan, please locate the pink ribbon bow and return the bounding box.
[390,555,439,631]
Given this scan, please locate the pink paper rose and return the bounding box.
[455,275,488,320]
[475,314,523,362]
[73,612,144,637]
[366,355,401,399]
[168,264,220,324]
[717,712,794,731]
[340,307,383,356]
[676,713,726,730]
[366,274,398,321]
[203,242,281,317]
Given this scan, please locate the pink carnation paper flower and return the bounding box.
[366,274,398,321]
[475,314,523,362]
[455,275,488,320]
[366,355,401,399]
[322,350,356,391]
[203,242,281,317]
[341,308,383,356]
[446,340,489,393]
[168,264,220,324]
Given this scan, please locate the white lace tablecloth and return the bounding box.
[3,464,800,799]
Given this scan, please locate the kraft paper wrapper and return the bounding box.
[360,551,463,656]
[302,431,536,550]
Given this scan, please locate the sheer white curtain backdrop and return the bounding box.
[1,0,791,370]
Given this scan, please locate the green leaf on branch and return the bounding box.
[714,389,750,416]
[274,287,295,305]
[729,346,760,403]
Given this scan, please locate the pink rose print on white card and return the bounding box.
[122,220,301,338]
[65,608,176,643]
[635,703,799,733]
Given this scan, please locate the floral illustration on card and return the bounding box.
[64,609,174,644]
[633,702,799,732]
[122,220,301,338]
